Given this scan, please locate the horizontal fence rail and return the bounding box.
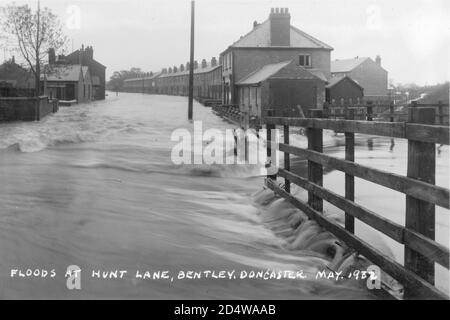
[277,168,449,268]
[266,180,448,300]
[278,143,449,209]
[323,101,449,125]
[265,117,450,145]
[263,107,449,300]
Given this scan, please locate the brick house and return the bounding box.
[331,56,388,100]
[0,57,35,97]
[43,64,92,103]
[63,45,106,100]
[326,75,364,105]
[236,60,327,126]
[220,7,333,105]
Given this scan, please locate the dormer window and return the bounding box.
[299,55,311,68]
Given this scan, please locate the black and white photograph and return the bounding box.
[0,0,449,305]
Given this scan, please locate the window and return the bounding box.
[299,55,311,68]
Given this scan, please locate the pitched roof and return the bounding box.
[43,64,82,82]
[237,61,291,85]
[229,19,333,49]
[0,60,35,88]
[124,63,221,82]
[326,75,363,89]
[331,57,369,73]
[308,69,328,82]
[159,63,221,78]
[236,60,326,85]
[65,49,106,68]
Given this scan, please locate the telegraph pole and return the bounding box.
[188,0,195,120]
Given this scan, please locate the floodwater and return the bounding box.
[0,92,448,299]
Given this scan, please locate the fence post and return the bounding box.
[323,102,330,119]
[405,107,436,297]
[266,109,277,180]
[284,123,290,193]
[366,101,373,121]
[307,109,323,212]
[345,108,355,233]
[438,100,443,125]
[389,101,394,122]
[35,97,40,121]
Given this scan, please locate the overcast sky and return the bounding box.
[2,0,449,85]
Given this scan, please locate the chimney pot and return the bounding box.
[269,7,291,46]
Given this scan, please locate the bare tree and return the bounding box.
[1,1,67,96]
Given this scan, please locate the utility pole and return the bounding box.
[35,0,41,96]
[188,0,195,120]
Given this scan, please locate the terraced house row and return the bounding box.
[123,57,222,101]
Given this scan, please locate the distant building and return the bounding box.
[326,75,364,105]
[331,56,388,99]
[42,64,93,103]
[62,45,106,100]
[0,57,35,97]
[123,57,222,101]
[236,60,327,124]
[220,7,333,106]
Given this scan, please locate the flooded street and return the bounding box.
[0,92,448,299]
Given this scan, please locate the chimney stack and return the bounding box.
[173,66,178,73]
[201,59,207,68]
[48,48,55,65]
[168,67,172,73]
[85,46,93,60]
[253,21,259,28]
[269,7,291,46]
[180,64,185,72]
[211,57,217,67]
[194,60,198,69]
[57,55,66,64]
[186,62,190,70]
[375,55,381,66]
[79,44,84,65]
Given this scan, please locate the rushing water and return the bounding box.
[0,92,448,299]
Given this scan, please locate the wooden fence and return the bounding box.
[324,101,449,125]
[264,106,449,299]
